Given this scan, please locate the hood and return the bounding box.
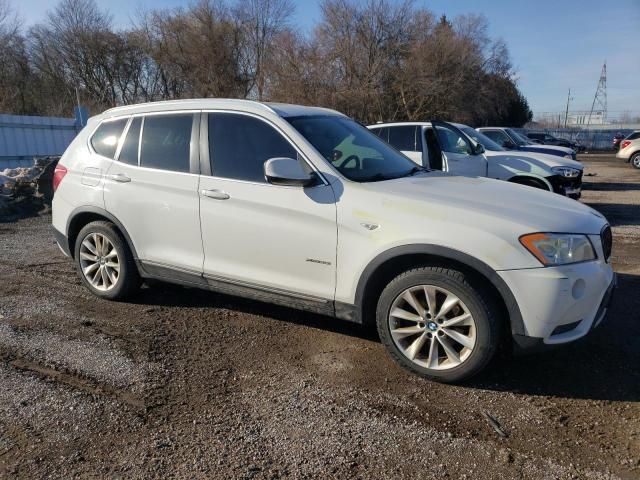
[364,172,606,235]
[525,144,574,155]
[484,149,582,173]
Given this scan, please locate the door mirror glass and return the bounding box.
[264,157,318,187]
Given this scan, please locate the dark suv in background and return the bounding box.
[526,132,585,152]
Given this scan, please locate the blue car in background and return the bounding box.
[477,127,577,160]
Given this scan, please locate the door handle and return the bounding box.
[108,173,131,183]
[201,189,230,200]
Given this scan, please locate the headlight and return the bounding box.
[564,154,573,159]
[520,233,596,266]
[551,166,581,178]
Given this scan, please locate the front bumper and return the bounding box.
[498,256,615,354]
[546,172,583,199]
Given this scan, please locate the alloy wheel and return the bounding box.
[388,285,477,370]
[79,232,120,291]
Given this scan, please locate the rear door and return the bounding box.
[103,112,203,274]
[431,121,487,177]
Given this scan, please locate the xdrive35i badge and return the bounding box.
[306,258,332,266]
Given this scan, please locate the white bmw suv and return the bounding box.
[52,100,615,383]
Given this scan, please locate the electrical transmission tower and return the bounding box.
[587,62,607,126]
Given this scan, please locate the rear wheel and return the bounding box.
[376,267,501,383]
[74,221,140,300]
[631,153,640,169]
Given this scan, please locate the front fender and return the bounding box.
[352,244,526,336]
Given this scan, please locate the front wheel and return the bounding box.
[631,153,640,169]
[510,177,550,191]
[376,267,502,383]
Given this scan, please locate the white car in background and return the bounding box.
[616,130,640,169]
[477,126,577,160]
[368,121,584,199]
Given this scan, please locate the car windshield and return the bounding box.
[505,129,530,146]
[286,115,424,182]
[458,126,504,151]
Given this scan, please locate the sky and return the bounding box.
[12,0,640,119]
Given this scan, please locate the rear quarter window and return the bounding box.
[90,119,128,159]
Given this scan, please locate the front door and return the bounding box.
[431,121,487,177]
[198,112,337,300]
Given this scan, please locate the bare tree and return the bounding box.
[234,0,294,100]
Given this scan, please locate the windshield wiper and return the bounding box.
[359,166,430,182]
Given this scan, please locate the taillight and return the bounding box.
[52,164,68,193]
[621,140,631,150]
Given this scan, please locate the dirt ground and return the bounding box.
[0,155,638,479]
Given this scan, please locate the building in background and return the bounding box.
[567,111,605,126]
[0,107,87,169]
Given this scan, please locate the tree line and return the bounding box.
[0,0,533,126]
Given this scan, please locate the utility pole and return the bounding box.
[564,88,571,128]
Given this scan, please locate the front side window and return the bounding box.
[371,127,389,142]
[459,126,503,152]
[388,126,417,151]
[483,129,509,144]
[140,114,192,173]
[435,125,472,155]
[209,113,298,183]
[287,115,419,182]
[505,129,529,146]
[91,119,128,159]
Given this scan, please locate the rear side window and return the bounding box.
[627,132,640,140]
[388,126,417,151]
[118,117,141,165]
[140,115,192,173]
[91,119,127,158]
[208,113,297,183]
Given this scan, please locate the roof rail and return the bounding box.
[102,98,276,115]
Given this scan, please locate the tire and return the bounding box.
[74,220,140,300]
[631,153,640,169]
[376,267,502,383]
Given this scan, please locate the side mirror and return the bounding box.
[264,157,318,187]
[472,143,485,155]
[502,140,515,149]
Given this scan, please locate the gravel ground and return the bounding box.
[0,155,638,479]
